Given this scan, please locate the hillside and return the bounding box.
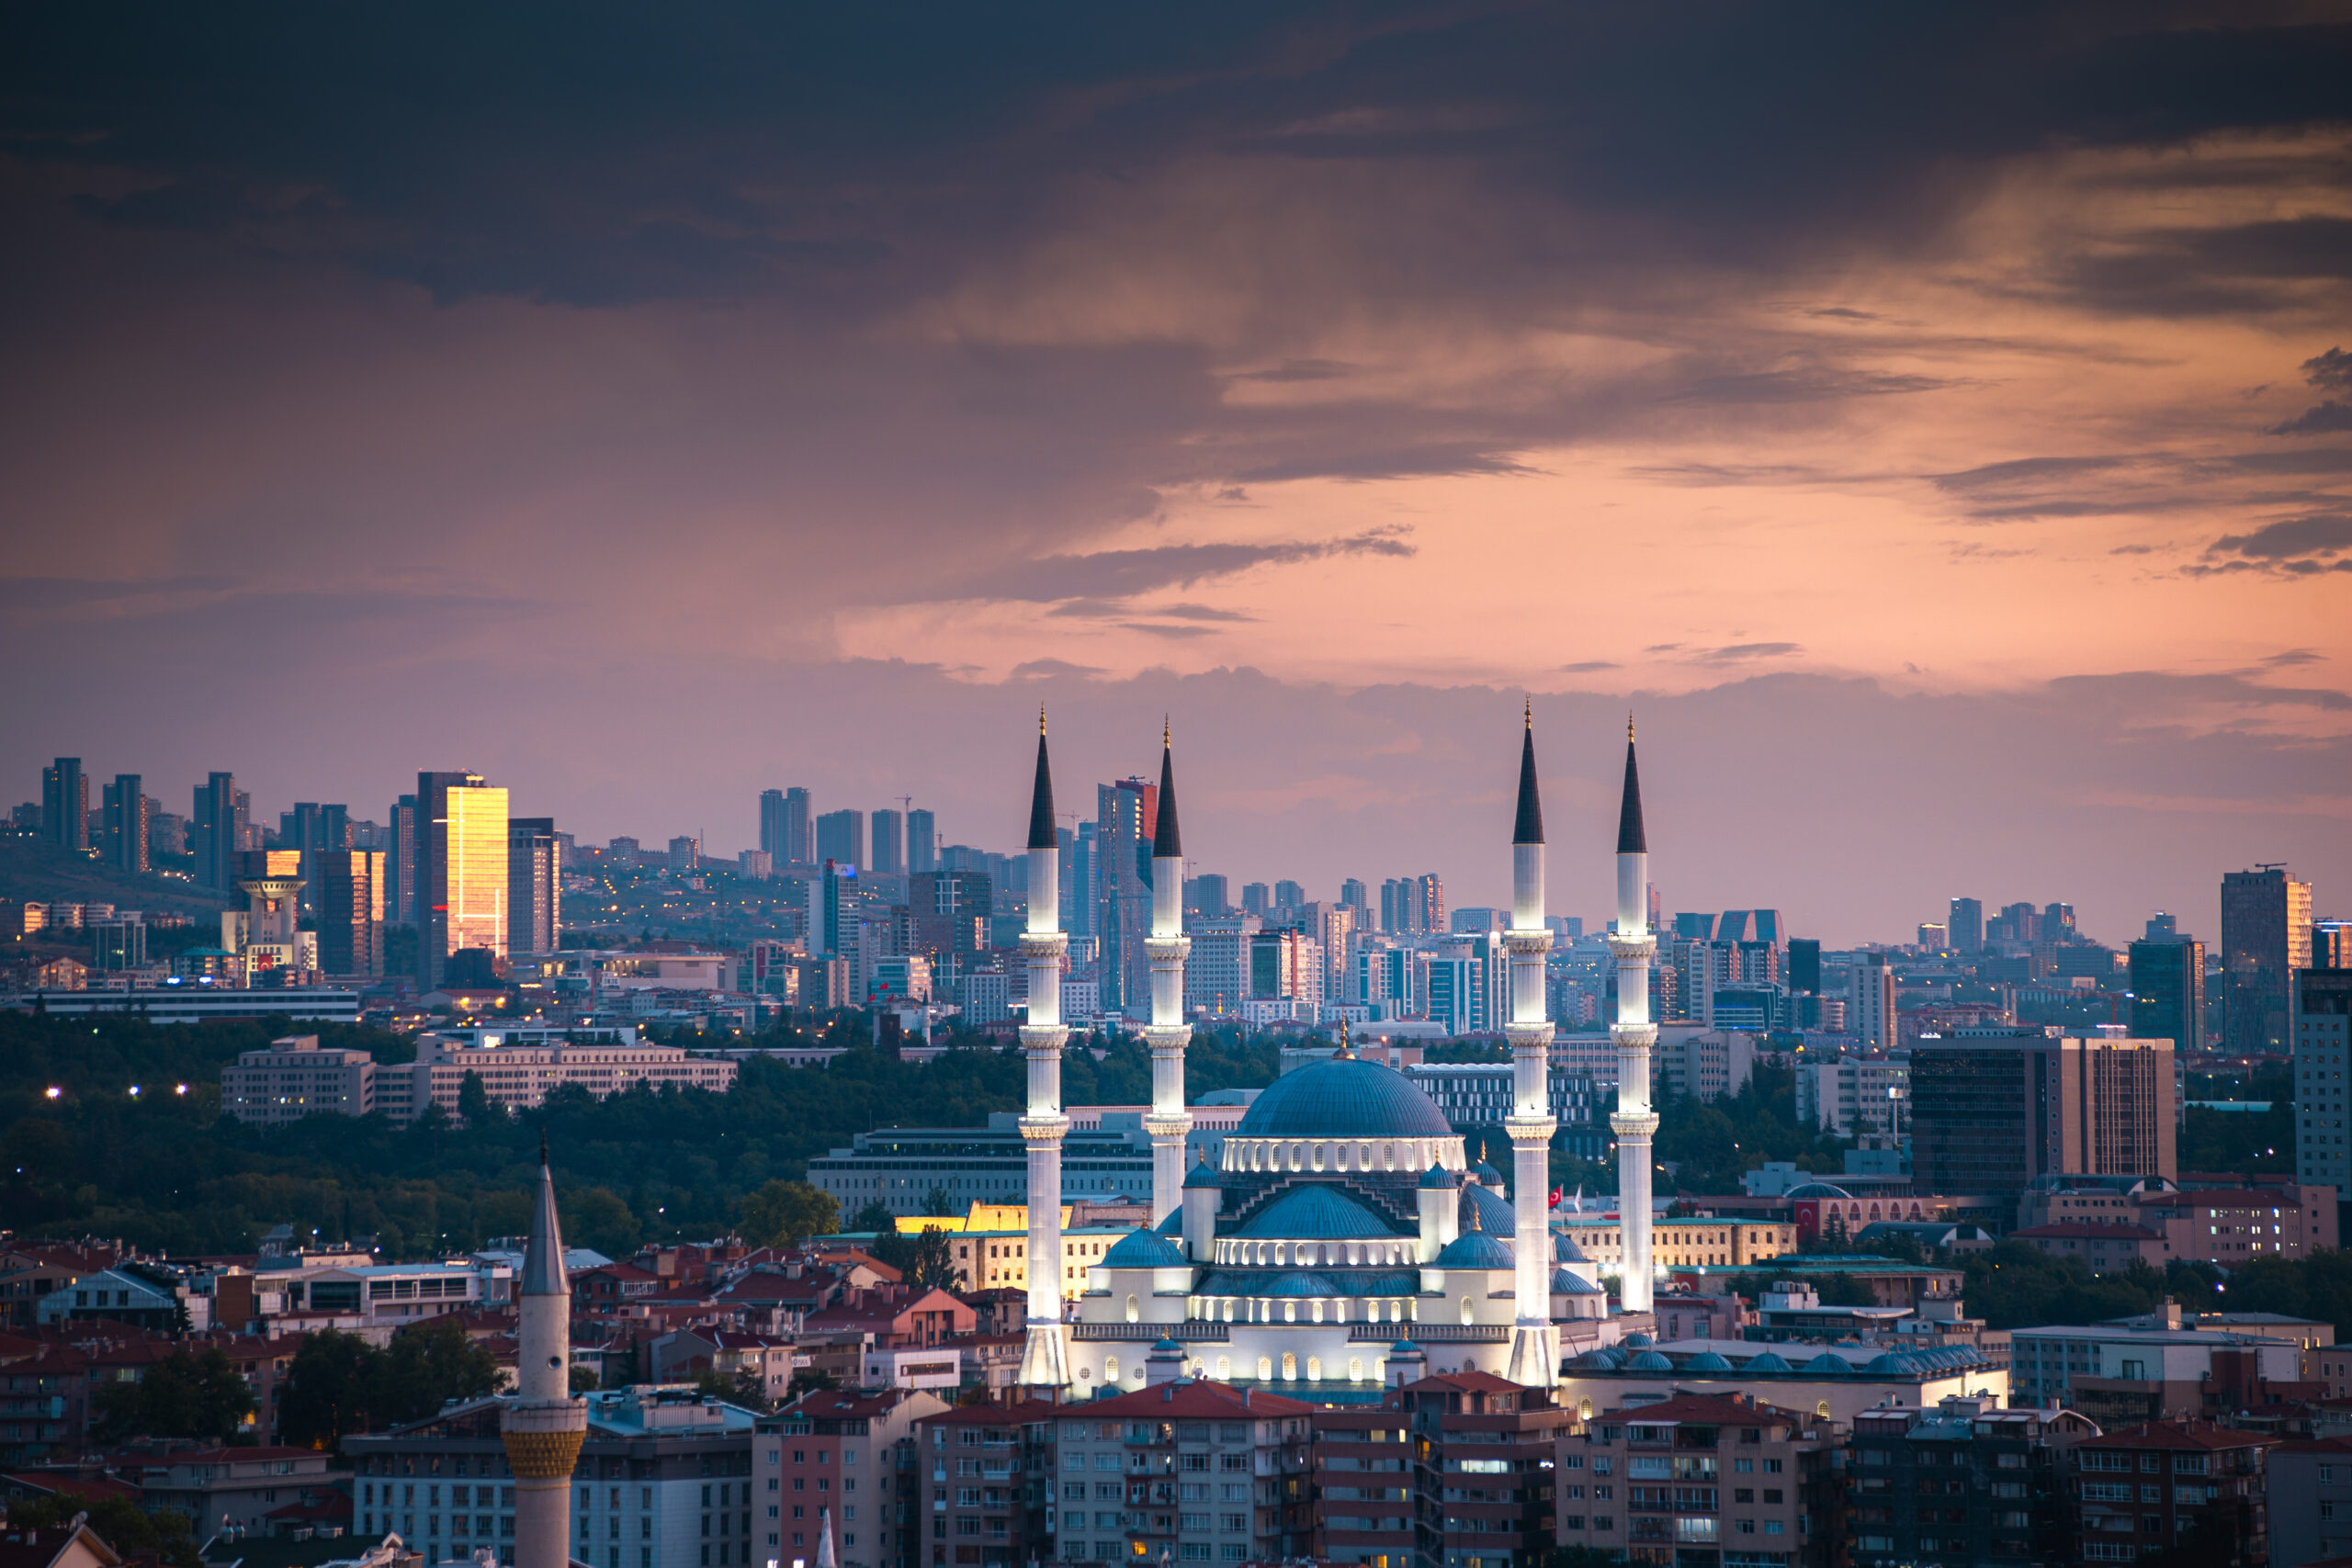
[0,834,235,920]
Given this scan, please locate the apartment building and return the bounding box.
[1407,1371,1578,1567]
[909,1398,1057,1568]
[1792,1054,1909,1138]
[1561,1392,1842,1567]
[1052,1379,1312,1564]
[1554,1215,1799,1273]
[1849,1395,2094,1568]
[220,1035,378,1123]
[2067,1421,2278,1565]
[760,1387,949,1568]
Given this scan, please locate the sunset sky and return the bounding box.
[3,4,2346,942]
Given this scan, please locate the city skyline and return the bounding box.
[3,5,2346,942]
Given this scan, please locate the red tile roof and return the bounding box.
[2079,1420,2282,1451]
[1080,1381,1310,1418]
[1594,1392,1803,1427]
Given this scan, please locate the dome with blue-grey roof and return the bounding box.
[1552,1268,1604,1295]
[1257,1270,1340,1297]
[1459,1184,1515,1235]
[1553,1233,1590,1264]
[1627,1349,1674,1371]
[1622,1332,1654,1348]
[1802,1353,1852,1373]
[1101,1229,1189,1269]
[1577,1348,1624,1369]
[1155,1207,1183,1235]
[1233,1185,1399,1240]
[1683,1351,1733,1371]
[1472,1160,1504,1185]
[1236,1055,1453,1141]
[1744,1351,1793,1372]
[1184,1160,1222,1190]
[1419,1163,1457,1190]
[1434,1229,1516,1269]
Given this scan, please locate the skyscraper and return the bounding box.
[870,807,904,875]
[1189,873,1230,919]
[783,787,813,864]
[907,807,937,874]
[317,850,385,977]
[1788,937,1822,994]
[41,758,86,852]
[102,773,149,874]
[193,773,241,890]
[1339,877,1369,928]
[2222,866,2313,1053]
[416,772,509,988]
[1095,777,1157,1011]
[1912,1028,2177,1194]
[509,818,561,959]
[2298,967,2352,1197]
[1949,897,1984,953]
[816,808,865,870]
[385,794,417,924]
[2130,934,2205,1056]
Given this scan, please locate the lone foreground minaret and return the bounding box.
[1144,721,1193,1226]
[1609,717,1658,1314]
[502,1138,586,1568]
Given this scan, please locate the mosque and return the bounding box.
[1007,708,1663,1402]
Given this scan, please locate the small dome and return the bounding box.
[1151,1337,1184,1353]
[1458,1185,1515,1235]
[1553,1233,1590,1264]
[1102,1229,1189,1269]
[1472,1161,1504,1185]
[1552,1268,1604,1295]
[1744,1351,1793,1372]
[1389,1338,1424,1357]
[1233,1185,1396,1241]
[1786,1181,1853,1200]
[1184,1160,1222,1190]
[1864,1352,1917,1375]
[1627,1350,1675,1371]
[1419,1163,1457,1190]
[1802,1353,1852,1374]
[1575,1348,1622,1370]
[1622,1332,1655,1348]
[1683,1351,1733,1371]
[1434,1230,1515,1269]
[1257,1270,1340,1298]
[1237,1055,1453,1141]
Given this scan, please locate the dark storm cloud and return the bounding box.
[2308,348,2352,393]
[4,4,2346,310]
[2270,403,2352,436]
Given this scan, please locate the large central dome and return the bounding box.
[1236,1055,1454,1141]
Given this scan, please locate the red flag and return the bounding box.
[1547,1186,1563,1209]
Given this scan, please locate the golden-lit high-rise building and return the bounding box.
[416,772,509,987]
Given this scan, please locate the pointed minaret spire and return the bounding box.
[522,1137,568,1300]
[1152,718,1182,860]
[503,1134,586,1568]
[1615,714,1647,854]
[1512,703,1544,846]
[1027,707,1057,851]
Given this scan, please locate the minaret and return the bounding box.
[501,1137,586,1568]
[1503,704,1560,1388]
[1608,716,1659,1314]
[1017,711,1074,1391]
[1144,720,1194,1226]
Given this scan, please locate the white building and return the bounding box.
[1793,1053,1911,1136]
[2007,1324,2300,1408]
[221,1034,379,1123]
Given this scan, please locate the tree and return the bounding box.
[458,1070,497,1126]
[91,1345,256,1444]
[570,1364,602,1394]
[922,1186,956,1216]
[564,1186,642,1258]
[851,1200,896,1235]
[740,1179,841,1248]
[376,1315,504,1423]
[277,1328,381,1449]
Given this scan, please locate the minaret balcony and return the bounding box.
[1605,932,1656,963]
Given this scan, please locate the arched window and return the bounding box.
[1125,1294,1139,1324]
[1306,1357,1322,1382]
[1349,1358,1365,1382]
[1282,1351,1297,1380]
[1104,1356,1119,1382]
[1216,1356,1231,1381]
[1460,1296,1475,1325]
[1257,1355,1273,1381]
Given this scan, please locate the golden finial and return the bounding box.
[1164,715,1171,750]
[1628,712,1635,743]
[1040,705,1047,736]
[1468,1203,1483,1232]
[1524,696,1532,730]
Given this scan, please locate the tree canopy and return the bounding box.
[277,1319,503,1450]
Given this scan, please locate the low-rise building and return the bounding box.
[2067,1420,2278,1565]
[1553,1214,1798,1273]
[910,1398,1057,1568]
[2269,1433,2352,1567]
[1849,1395,2098,1568]
[220,1034,378,1123]
[761,1386,948,1568]
[1051,1377,1312,1565]
[1561,1391,1843,1567]
[1557,1337,2010,1430]
[2007,1222,2168,1273]
[108,1444,337,1538]
[2010,1325,2302,1422]
[347,1384,762,1568]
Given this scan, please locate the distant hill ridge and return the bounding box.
[0,835,235,919]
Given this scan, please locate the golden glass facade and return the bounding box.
[445,784,510,963]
